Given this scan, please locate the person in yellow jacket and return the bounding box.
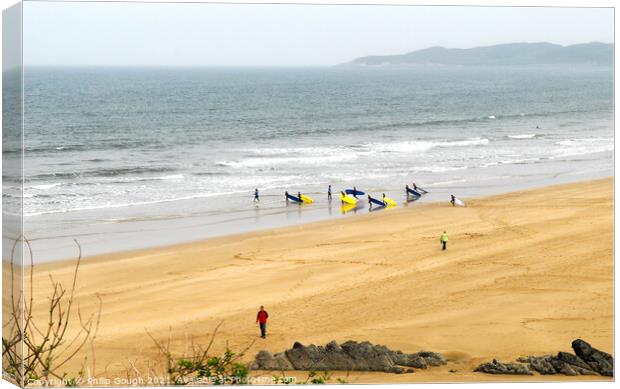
[440,231,449,251]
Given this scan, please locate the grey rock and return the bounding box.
[556,352,597,375]
[250,350,293,371]
[399,354,428,369]
[481,340,611,377]
[273,353,294,370]
[523,355,557,375]
[474,359,533,375]
[251,340,446,373]
[572,339,614,377]
[417,351,447,367]
[250,350,272,370]
[515,354,596,376]
[549,357,578,376]
[556,352,589,370]
[287,342,357,371]
[325,340,341,352]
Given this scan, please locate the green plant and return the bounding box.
[145,322,254,385]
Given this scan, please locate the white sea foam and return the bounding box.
[438,138,490,147]
[324,171,409,182]
[216,154,358,168]
[240,146,349,156]
[552,144,614,158]
[23,173,324,217]
[109,174,185,183]
[157,174,184,181]
[508,134,537,139]
[23,190,246,217]
[241,138,491,161]
[555,137,613,146]
[552,137,614,158]
[424,179,468,187]
[367,141,436,153]
[479,157,542,168]
[30,183,62,190]
[413,166,468,173]
[365,138,489,153]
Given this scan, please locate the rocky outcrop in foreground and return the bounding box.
[475,339,613,377]
[473,359,533,375]
[251,340,446,374]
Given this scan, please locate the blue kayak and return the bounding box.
[368,196,386,207]
[345,189,365,196]
[407,188,422,197]
[286,193,303,203]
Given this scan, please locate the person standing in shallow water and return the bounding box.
[256,306,269,338]
[328,185,332,201]
[253,188,260,202]
[440,231,449,251]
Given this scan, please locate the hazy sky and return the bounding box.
[24,2,613,66]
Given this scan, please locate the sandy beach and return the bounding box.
[25,178,613,383]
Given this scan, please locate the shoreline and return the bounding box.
[29,171,613,264]
[26,178,613,382]
[33,175,611,269]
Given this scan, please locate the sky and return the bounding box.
[23,2,614,66]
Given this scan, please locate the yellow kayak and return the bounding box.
[383,197,397,206]
[341,202,357,214]
[340,194,358,205]
[299,194,314,204]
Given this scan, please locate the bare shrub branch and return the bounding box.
[2,238,102,386]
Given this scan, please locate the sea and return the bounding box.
[9,65,613,261]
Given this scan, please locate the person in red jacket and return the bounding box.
[256,306,269,339]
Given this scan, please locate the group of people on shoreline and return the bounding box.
[253,182,437,204]
[253,183,463,210]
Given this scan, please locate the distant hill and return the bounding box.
[346,42,613,66]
